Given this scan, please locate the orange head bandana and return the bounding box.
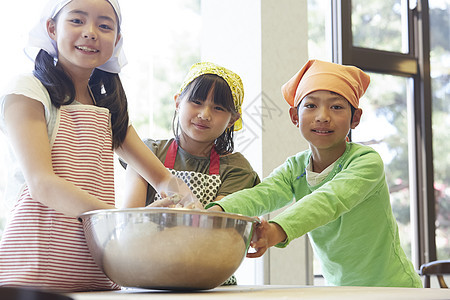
[281,59,370,108]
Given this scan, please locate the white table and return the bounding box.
[68,285,450,300]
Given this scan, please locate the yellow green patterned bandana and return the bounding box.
[178,62,244,131]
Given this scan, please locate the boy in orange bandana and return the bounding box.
[207,60,422,287]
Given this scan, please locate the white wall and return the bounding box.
[201,0,312,285]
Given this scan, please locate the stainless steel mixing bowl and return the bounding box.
[78,208,258,290]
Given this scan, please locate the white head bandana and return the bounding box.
[25,0,127,73]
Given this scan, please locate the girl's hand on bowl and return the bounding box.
[153,176,204,209]
[148,192,204,210]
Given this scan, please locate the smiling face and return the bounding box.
[290,90,362,157]
[47,0,120,75]
[176,85,237,153]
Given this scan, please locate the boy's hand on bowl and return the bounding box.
[246,219,287,258]
[206,205,224,212]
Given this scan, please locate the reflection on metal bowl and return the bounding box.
[78,208,257,290]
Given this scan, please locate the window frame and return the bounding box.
[331,0,436,267]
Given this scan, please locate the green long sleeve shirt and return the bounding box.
[207,143,422,287]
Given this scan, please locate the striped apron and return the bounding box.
[0,105,119,292]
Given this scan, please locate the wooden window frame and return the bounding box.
[331,0,436,267]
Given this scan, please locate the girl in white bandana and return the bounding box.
[0,0,197,292]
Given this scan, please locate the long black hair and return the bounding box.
[173,74,239,155]
[33,49,129,149]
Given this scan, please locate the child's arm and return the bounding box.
[3,95,115,217]
[122,166,148,208]
[214,195,225,202]
[247,219,287,258]
[116,126,199,208]
[207,205,287,257]
[116,126,172,190]
[207,204,224,212]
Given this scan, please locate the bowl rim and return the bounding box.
[78,207,259,223]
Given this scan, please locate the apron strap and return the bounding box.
[164,139,178,169]
[208,147,220,175]
[164,140,220,175]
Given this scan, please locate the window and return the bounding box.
[113,0,201,205]
[429,0,450,260]
[351,0,409,53]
